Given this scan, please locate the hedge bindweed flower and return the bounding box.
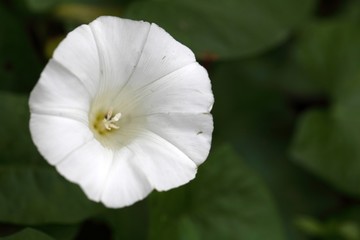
[29,16,213,208]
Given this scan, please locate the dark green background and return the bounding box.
[1,0,360,239]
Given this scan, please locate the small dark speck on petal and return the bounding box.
[197,131,203,135]
[162,56,166,60]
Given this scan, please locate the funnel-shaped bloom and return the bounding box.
[29,16,213,208]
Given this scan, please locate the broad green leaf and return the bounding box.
[149,145,285,240]
[0,92,102,224]
[36,224,79,240]
[99,201,148,240]
[0,166,102,225]
[295,216,325,237]
[291,107,360,197]
[340,0,360,23]
[25,0,58,12]
[0,5,42,93]
[336,205,360,240]
[291,20,360,197]
[295,206,360,240]
[125,0,315,60]
[0,228,54,240]
[294,21,360,95]
[0,92,43,165]
[211,60,343,240]
[295,216,359,240]
[210,60,294,141]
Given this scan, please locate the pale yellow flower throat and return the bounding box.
[92,108,122,135]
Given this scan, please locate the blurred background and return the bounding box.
[1,0,360,239]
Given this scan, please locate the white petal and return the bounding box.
[100,148,153,208]
[30,114,93,165]
[29,60,91,114]
[129,63,213,115]
[56,139,113,202]
[127,129,197,191]
[89,16,150,97]
[143,113,213,166]
[53,24,100,96]
[121,23,195,92]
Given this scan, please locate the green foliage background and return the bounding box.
[0,0,359,239]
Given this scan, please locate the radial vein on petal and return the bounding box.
[118,62,198,115]
[99,149,116,200]
[125,128,196,165]
[31,109,89,127]
[88,22,151,103]
[54,137,94,166]
[52,58,94,97]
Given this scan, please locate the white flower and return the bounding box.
[29,16,214,208]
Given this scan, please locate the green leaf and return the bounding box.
[295,215,360,240]
[0,92,102,224]
[0,92,43,165]
[291,20,360,197]
[0,5,42,93]
[149,145,285,240]
[294,20,360,95]
[0,228,54,240]
[99,202,149,240]
[211,60,343,240]
[291,107,360,197]
[125,0,315,60]
[0,166,102,225]
[25,0,59,12]
[340,0,360,23]
[36,224,79,240]
[335,205,360,240]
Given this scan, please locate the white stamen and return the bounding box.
[106,109,113,120]
[103,109,122,131]
[112,112,122,121]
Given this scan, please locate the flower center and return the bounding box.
[103,109,122,131]
[92,108,122,135]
